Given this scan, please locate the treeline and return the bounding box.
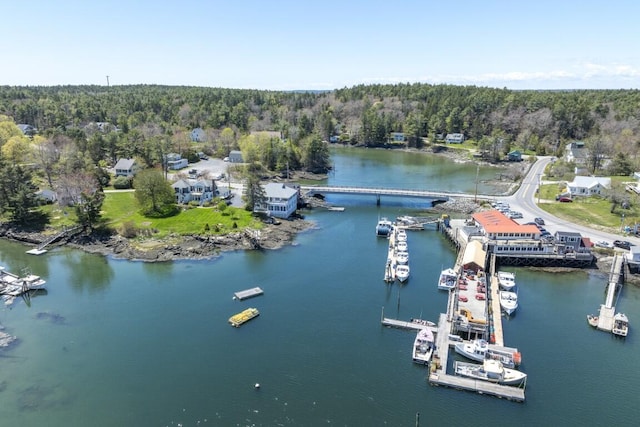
[1,83,640,168]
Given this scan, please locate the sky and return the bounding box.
[2,0,640,90]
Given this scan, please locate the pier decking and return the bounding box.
[593,254,626,333]
[234,287,264,300]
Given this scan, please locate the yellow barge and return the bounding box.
[229,308,260,327]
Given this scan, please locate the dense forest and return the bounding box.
[0,83,640,224]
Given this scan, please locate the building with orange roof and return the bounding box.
[471,210,540,241]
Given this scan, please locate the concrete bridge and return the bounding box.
[301,185,495,205]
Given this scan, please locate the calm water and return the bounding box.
[0,149,638,426]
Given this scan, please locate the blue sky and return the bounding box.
[2,0,639,90]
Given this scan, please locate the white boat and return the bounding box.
[396,240,408,252]
[396,251,409,265]
[376,217,393,237]
[500,290,518,315]
[454,359,527,386]
[396,265,410,283]
[454,339,522,368]
[412,328,434,364]
[612,312,629,337]
[497,271,516,290]
[438,268,458,291]
[396,229,408,242]
[22,274,47,290]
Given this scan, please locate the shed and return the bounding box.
[229,150,244,163]
[462,240,486,272]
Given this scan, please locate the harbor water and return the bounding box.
[0,148,638,426]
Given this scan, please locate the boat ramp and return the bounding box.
[234,287,264,301]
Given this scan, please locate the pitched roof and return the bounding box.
[264,182,297,199]
[472,210,540,235]
[569,176,611,189]
[114,158,136,170]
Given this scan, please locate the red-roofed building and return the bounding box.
[471,210,540,241]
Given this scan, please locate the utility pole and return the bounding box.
[474,164,480,203]
[106,75,110,87]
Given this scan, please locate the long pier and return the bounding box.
[595,254,625,332]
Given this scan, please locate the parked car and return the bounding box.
[613,240,632,250]
[534,217,545,225]
[558,197,573,203]
[508,211,523,219]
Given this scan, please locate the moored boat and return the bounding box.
[396,240,408,252]
[454,359,527,386]
[22,274,46,290]
[396,229,408,242]
[228,308,260,327]
[396,251,409,265]
[497,271,516,290]
[587,314,599,328]
[412,328,435,365]
[499,290,518,315]
[376,217,393,237]
[612,312,629,337]
[396,265,410,283]
[454,339,522,368]
[438,268,457,291]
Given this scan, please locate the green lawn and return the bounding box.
[538,184,640,233]
[101,191,263,237]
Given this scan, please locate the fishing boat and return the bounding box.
[396,265,410,283]
[396,229,408,242]
[497,271,516,290]
[412,328,435,365]
[396,240,408,252]
[21,274,47,290]
[228,308,260,327]
[612,312,629,337]
[454,339,522,368]
[454,359,527,386]
[499,290,518,315]
[437,268,457,291]
[375,217,393,237]
[396,251,409,265]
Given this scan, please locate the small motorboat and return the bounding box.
[396,265,410,283]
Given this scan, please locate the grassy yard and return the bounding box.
[538,183,640,233]
[100,191,262,237]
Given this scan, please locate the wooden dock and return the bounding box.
[381,316,437,333]
[429,316,524,402]
[488,254,505,346]
[234,287,264,300]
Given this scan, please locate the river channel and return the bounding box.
[0,147,638,426]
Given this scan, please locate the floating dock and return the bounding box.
[234,287,264,301]
[591,253,628,334]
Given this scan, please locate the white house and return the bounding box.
[445,133,464,144]
[565,141,589,174]
[172,178,217,205]
[255,183,298,219]
[166,153,188,170]
[190,128,205,142]
[567,176,611,197]
[114,158,138,177]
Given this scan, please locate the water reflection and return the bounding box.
[62,252,113,294]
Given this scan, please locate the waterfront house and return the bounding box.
[172,178,217,205]
[254,183,298,219]
[390,132,406,142]
[114,158,138,177]
[190,127,205,142]
[166,153,188,170]
[567,176,611,197]
[507,150,522,162]
[445,133,465,144]
[228,150,244,163]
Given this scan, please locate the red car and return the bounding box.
[558,197,573,202]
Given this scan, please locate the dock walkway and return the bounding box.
[596,254,625,331]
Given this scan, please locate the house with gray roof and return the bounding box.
[114,158,138,177]
[254,183,299,218]
[445,133,464,144]
[567,176,611,197]
[172,178,217,205]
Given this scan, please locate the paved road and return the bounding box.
[501,156,640,248]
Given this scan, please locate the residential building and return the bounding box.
[114,158,138,177]
[166,153,188,170]
[17,124,37,136]
[172,178,217,205]
[255,183,298,219]
[567,176,611,197]
[190,128,205,142]
[445,133,464,144]
[228,150,244,163]
[507,150,522,162]
[565,141,589,168]
[390,132,406,142]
